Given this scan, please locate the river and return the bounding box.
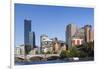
[15,59,68,65]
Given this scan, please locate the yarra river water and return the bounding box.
[15,57,93,65]
[15,59,68,65]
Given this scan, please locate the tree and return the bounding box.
[76,41,94,57]
[60,41,94,58]
[78,51,88,58]
[60,47,80,58]
[67,47,79,57]
[36,51,39,54]
[87,41,94,57]
[60,50,67,58]
[53,52,57,54]
[46,51,51,54]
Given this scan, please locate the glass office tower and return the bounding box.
[24,19,31,54]
[29,32,35,49]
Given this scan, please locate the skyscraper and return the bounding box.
[66,24,77,48]
[76,27,85,39]
[24,19,31,54]
[90,29,94,42]
[84,25,92,42]
[29,32,35,49]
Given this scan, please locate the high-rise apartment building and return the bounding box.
[90,29,94,42]
[84,25,92,42]
[76,27,85,39]
[66,24,77,48]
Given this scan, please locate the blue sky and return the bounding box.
[15,4,94,47]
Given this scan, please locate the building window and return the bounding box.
[77,40,80,45]
[72,40,75,45]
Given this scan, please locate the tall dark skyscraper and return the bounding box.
[24,19,31,54]
[24,19,31,45]
[29,32,36,49]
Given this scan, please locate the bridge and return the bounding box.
[15,54,60,60]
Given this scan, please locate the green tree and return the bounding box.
[68,47,79,57]
[60,47,79,58]
[76,41,94,57]
[53,51,58,54]
[60,41,94,58]
[60,50,67,58]
[36,51,39,54]
[78,51,88,58]
[46,51,51,54]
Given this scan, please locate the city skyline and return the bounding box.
[15,4,94,47]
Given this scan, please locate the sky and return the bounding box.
[15,3,94,47]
